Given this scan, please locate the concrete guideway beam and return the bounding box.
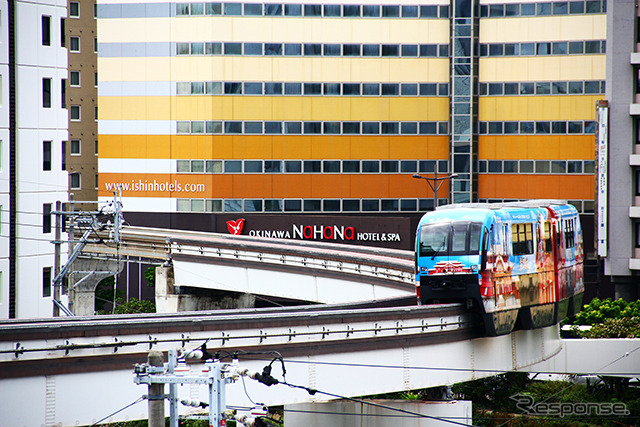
[0,322,566,427]
[526,338,640,377]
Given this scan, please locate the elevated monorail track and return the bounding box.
[0,299,478,380]
[81,226,416,290]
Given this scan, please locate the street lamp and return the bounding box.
[412,171,458,210]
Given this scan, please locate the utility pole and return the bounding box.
[147,351,165,427]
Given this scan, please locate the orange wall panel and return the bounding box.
[479,135,595,160]
[479,174,594,200]
[100,135,449,160]
[100,173,438,199]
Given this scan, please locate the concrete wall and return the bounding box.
[284,400,472,427]
[605,0,638,295]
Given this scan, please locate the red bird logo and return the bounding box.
[226,219,245,235]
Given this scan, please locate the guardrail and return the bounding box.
[80,226,416,288]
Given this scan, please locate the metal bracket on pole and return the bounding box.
[49,192,126,316]
[134,350,272,426]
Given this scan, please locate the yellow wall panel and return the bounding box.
[479,56,606,82]
[479,15,606,43]
[99,96,450,121]
[99,57,450,83]
[478,95,602,121]
[99,16,450,44]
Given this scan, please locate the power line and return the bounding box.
[277,379,476,427]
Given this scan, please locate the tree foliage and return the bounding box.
[111,297,156,314]
[574,298,640,325]
[572,298,640,338]
[145,265,157,288]
[94,275,123,312]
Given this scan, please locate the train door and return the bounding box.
[491,217,514,309]
[540,220,556,304]
[554,217,567,301]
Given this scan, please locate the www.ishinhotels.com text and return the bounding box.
[104,180,205,193]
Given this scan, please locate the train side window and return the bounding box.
[564,219,575,248]
[480,227,489,271]
[512,223,534,255]
[544,222,553,252]
[469,223,482,253]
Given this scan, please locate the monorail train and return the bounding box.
[415,200,584,336]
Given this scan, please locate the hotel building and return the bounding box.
[96,1,605,249]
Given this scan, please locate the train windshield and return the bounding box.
[419,221,482,258]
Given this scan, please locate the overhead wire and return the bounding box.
[277,379,476,427]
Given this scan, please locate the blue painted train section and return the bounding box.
[415,200,584,336]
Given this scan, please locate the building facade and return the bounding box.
[96,0,604,249]
[66,0,99,206]
[0,0,69,318]
[600,0,639,298]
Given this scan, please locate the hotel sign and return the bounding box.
[218,214,413,249]
[596,100,608,258]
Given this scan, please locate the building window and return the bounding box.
[43,203,52,233]
[70,172,81,189]
[43,141,52,171]
[70,36,80,52]
[69,1,79,17]
[94,139,98,155]
[42,78,51,108]
[70,71,80,87]
[43,267,52,298]
[70,105,80,120]
[94,105,98,120]
[42,16,51,46]
[70,139,81,155]
[61,78,66,108]
[61,141,66,170]
[95,174,99,189]
[94,37,98,53]
[60,18,65,47]
[94,72,98,87]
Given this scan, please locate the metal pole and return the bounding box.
[209,360,224,427]
[168,350,178,427]
[147,351,165,427]
[53,201,61,317]
[433,169,438,209]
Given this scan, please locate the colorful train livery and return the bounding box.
[415,200,584,336]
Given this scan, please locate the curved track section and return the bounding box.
[0,299,475,379]
[83,226,416,295]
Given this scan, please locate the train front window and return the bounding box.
[451,223,468,254]
[419,223,449,257]
[419,221,482,257]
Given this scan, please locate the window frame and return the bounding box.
[69,172,81,190]
[69,36,80,53]
[70,139,81,155]
[69,1,80,18]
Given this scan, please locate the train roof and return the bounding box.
[436,199,569,211]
